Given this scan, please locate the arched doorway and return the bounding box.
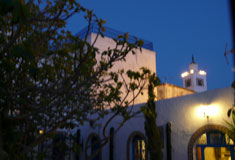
[127,131,147,160]
[132,135,146,160]
[188,124,234,160]
[85,133,102,160]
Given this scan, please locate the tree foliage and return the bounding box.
[141,74,163,160]
[0,0,150,159]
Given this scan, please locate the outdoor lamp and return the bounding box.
[196,104,219,120]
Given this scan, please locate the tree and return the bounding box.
[0,0,150,159]
[225,82,235,140]
[141,73,163,160]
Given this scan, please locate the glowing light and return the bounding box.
[198,70,206,75]
[39,130,44,134]
[181,71,189,78]
[190,69,194,74]
[196,105,219,119]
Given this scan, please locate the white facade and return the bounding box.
[79,87,234,160]
[74,26,234,160]
[88,32,157,105]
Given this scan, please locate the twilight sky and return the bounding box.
[67,0,234,90]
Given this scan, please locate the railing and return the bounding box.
[76,23,154,51]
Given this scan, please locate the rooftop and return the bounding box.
[77,23,154,51]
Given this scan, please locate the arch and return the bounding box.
[188,124,229,160]
[126,131,147,160]
[85,133,102,160]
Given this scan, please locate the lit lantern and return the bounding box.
[39,130,44,135]
[196,105,219,119]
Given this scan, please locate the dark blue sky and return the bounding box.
[67,0,233,90]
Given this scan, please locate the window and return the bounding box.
[197,78,204,86]
[185,78,191,87]
[86,134,101,160]
[132,135,146,160]
[127,132,147,160]
[195,131,234,160]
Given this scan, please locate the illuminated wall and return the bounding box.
[78,87,234,160]
[77,27,233,160]
[155,83,195,100]
[88,33,156,105]
[156,87,233,160]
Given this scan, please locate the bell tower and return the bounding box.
[181,56,207,92]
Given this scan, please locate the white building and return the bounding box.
[72,25,235,160]
[181,56,207,93]
[78,25,157,105]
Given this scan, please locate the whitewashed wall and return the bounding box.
[79,87,234,160]
[156,87,233,160]
[89,33,157,105]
